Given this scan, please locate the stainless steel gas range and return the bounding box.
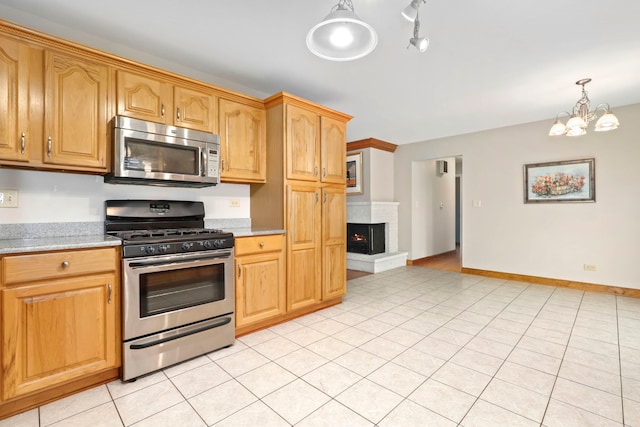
[105,200,235,381]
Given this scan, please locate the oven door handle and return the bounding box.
[129,316,232,350]
[128,253,231,269]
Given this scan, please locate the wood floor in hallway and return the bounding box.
[347,245,462,280]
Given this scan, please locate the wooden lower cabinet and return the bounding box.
[322,186,347,300]
[0,247,120,419]
[235,235,285,331]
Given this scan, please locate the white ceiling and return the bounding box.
[2,0,640,145]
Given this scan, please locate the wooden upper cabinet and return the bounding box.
[116,70,216,133]
[0,37,30,162]
[43,50,109,170]
[321,116,346,184]
[286,104,320,182]
[219,98,266,183]
[173,85,216,133]
[116,70,172,124]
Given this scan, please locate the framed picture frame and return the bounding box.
[523,158,595,203]
[346,151,363,195]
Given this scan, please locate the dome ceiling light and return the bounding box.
[306,0,378,61]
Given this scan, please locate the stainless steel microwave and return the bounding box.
[105,116,220,187]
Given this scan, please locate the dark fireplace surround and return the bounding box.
[347,223,385,255]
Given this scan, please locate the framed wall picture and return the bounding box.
[523,158,595,203]
[346,151,363,195]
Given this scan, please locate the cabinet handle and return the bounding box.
[61,261,69,268]
[237,265,241,278]
[323,193,327,203]
[314,166,319,177]
[323,167,327,177]
[108,283,113,304]
[259,242,265,248]
[20,132,25,154]
[47,136,52,157]
[315,193,319,204]
[221,159,225,172]
[161,103,165,119]
[176,107,181,121]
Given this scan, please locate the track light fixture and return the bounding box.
[401,0,425,22]
[406,9,429,52]
[549,78,620,137]
[306,0,378,61]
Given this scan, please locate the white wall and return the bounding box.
[410,158,456,259]
[0,169,250,224]
[347,148,394,202]
[396,103,640,289]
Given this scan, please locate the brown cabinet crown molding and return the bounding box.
[264,92,353,123]
[347,137,397,153]
[0,19,265,108]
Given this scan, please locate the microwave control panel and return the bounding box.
[207,148,219,178]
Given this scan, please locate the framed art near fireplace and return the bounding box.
[346,151,363,195]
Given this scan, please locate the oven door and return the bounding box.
[122,249,234,341]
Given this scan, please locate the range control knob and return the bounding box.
[202,240,213,249]
[144,245,155,255]
[181,242,192,251]
[213,239,225,248]
[158,244,169,253]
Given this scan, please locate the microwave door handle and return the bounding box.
[201,150,206,176]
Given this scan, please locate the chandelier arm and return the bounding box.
[414,12,421,38]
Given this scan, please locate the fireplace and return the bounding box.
[347,223,385,255]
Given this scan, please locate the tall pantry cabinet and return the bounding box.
[252,92,351,313]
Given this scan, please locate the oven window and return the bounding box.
[139,264,225,317]
[124,137,199,175]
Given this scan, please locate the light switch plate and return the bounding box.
[0,190,18,208]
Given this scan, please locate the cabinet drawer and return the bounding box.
[235,235,283,256]
[2,247,117,285]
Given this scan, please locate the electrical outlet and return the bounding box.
[583,264,597,271]
[0,190,18,208]
[229,199,240,207]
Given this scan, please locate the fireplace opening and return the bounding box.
[347,223,385,255]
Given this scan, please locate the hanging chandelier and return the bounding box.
[306,0,378,61]
[549,78,620,137]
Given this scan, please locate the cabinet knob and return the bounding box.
[259,242,265,248]
[20,132,25,154]
[176,107,181,121]
[61,261,70,268]
[47,136,52,157]
[161,103,165,119]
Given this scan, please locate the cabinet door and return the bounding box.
[2,274,118,400]
[43,51,108,170]
[174,85,216,133]
[286,104,319,182]
[320,116,346,184]
[116,70,172,124]
[287,184,322,311]
[236,250,285,327]
[322,187,347,300]
[0,37,32,162]
[219,98,266,183]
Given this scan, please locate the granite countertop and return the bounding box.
[0,221,284,254]
[0,235,122,255]
[229,228,286,237]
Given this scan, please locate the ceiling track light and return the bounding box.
[402,0,426,22]
[407,9,429,52]
[549,78,620,137]
[306,0,378,61]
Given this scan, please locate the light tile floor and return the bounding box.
[3,266,640,426]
